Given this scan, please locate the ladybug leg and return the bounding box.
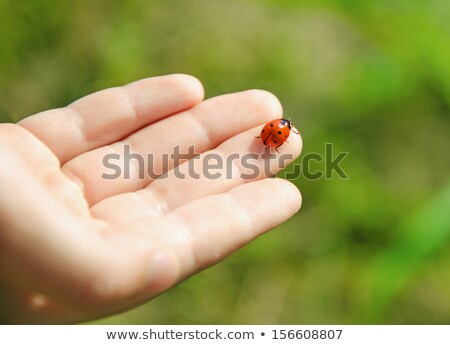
[275,143,283,153]
[292,129,300,135]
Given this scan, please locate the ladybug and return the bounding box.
[257,118,299,151]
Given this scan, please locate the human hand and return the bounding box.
[0,74,302,324]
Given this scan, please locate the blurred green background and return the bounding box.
[1,0,449,324]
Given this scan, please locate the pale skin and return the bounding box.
[0,74,302,324]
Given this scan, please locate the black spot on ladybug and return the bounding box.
[262,129,265,133]
[270,124,274,127]
[274,140,277,144]
[278,131,282,135]
[285,135,288,138]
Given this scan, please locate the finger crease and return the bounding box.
[108,141,147,189]
[166,213,199,270]
[62,106,87,151]
[145,186,171,216]
[187,112,211,150]
[120,85,139,122]
[132,191,163,218]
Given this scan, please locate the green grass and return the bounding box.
[1,0,449,324]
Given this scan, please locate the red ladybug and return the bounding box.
[258,118,299,151]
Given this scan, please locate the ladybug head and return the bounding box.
[280,118,292,129]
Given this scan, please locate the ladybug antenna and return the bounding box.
[288,117,295,127]
[289,117,300,135]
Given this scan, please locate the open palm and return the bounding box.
[0,74,302,324]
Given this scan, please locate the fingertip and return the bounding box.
[241,89,283,122]
[287,126,303,158]
[147,250,179,294]
[273,178,303,214]
[166,73,205,105]
[287,180,302,213]
[125,74,205,115]
[227,178,302,235]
